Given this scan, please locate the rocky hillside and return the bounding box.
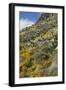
[19,13,58,78]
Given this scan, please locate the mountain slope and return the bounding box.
[19,13,58,78]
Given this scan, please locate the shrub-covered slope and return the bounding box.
[19,13,58,78]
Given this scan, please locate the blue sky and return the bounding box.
[19,12,41,30]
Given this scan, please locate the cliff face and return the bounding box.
[19,13,58,78]
[36,13,57,23]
